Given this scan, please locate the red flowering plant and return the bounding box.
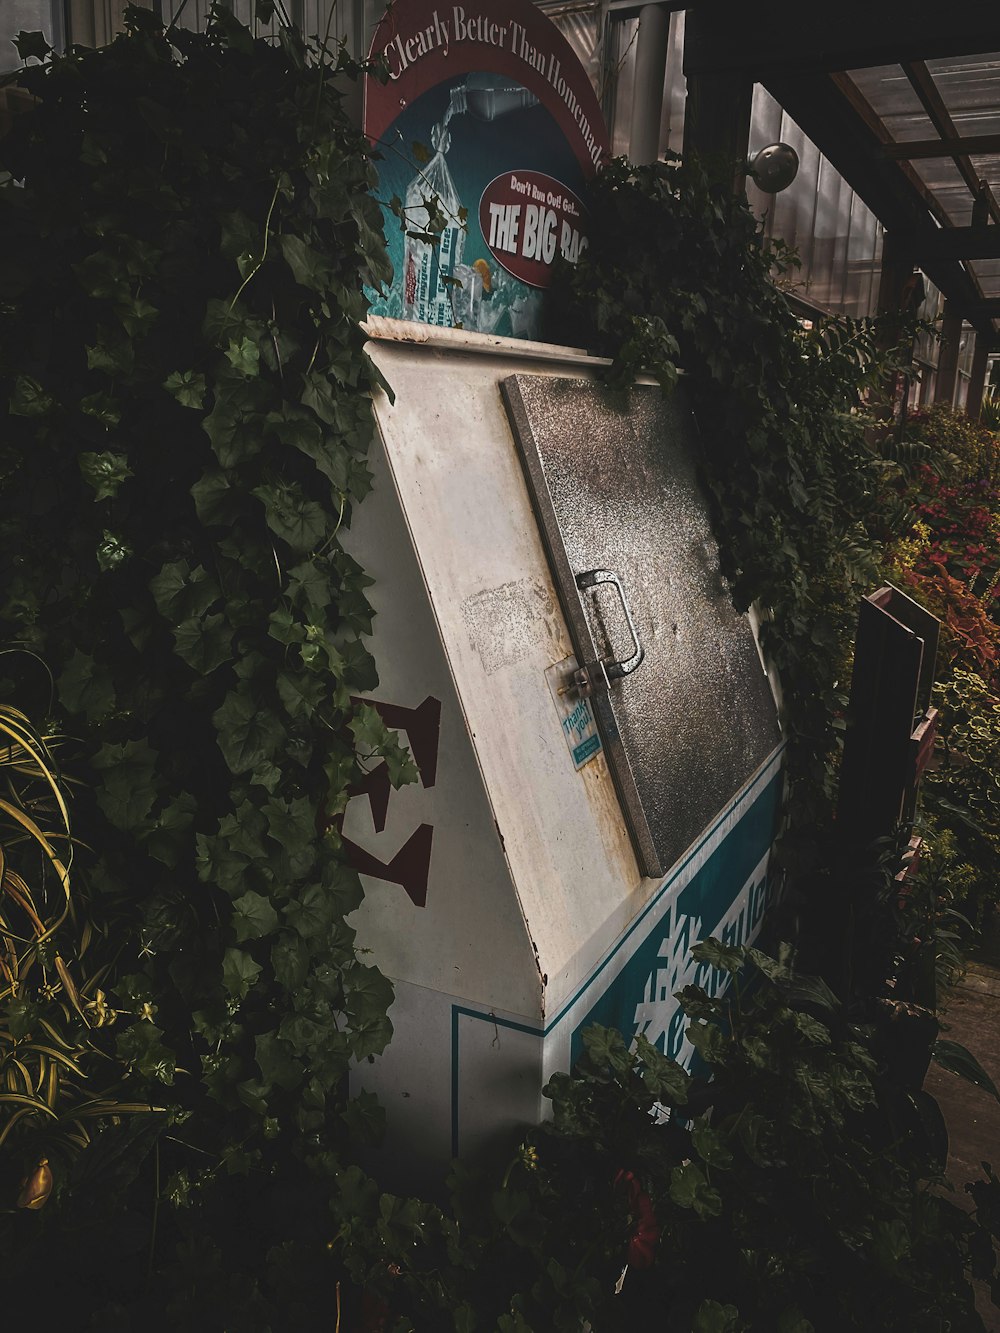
[886,408,1000,686]
[885,407,1000,931]
[903,464,1000,601]
[894,566,1000,683]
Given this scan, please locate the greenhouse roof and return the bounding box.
[685,1,1000,344]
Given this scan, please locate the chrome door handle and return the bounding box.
[574,568,645,695]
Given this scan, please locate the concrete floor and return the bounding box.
[924,920,1000,1330]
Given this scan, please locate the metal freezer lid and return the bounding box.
[502,373,782,878]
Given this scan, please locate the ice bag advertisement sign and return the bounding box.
[363,0,610,340]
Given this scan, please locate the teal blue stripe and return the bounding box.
[548,750,784,1032]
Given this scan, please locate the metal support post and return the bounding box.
[628,4,671,164]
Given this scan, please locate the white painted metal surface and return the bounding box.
[343,324,783,1186]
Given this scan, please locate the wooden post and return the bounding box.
[935,300,963,406]
[966,330,989,419]
[681,69,753,188]
[682,10,752,188]
[874,232,917,421]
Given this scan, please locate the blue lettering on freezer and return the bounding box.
[570,769,782,1066]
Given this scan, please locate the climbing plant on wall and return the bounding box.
[549,159,909,835]
[546,158,924,985]
[0,1,411,1266]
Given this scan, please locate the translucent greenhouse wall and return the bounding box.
[552,8,887,322]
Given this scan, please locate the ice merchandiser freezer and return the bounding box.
[342,321,783,1190]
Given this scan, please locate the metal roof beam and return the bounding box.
[683,1,1000,77]
[905,225,1000,264]
[884,134,1000,161]
[903,61,1000,227]
[761,69,991,333]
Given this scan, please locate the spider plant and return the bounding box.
[0,704,157,1205]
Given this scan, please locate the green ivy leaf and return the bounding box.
[57,648,115,721]
[173,613,233,675]
[669,1160,722,1217]
[79,392,122,427]
[117,295,159,337]
[691,937,745,975]
[196,831,250,896]
[86,336,134,376]
[693,1300,741,1333]
[253,481,328,554]
[163,369,208,410]
[9,375,55,417]
[267,406,350,488]
[872,1218,911,1266]
[221,946,262,1000]
[340,638,378,692]
[150,560,221,623]
[268,606,305,646]
[283,882,337,940]
[349,702,404,768]
[263,796,318,878]
[323,861,365,916]
[202,296,246,346]
[213,686,286,774]
[377,1193,426,1252]
[633,1032,690,1105]
[344,963,394,1025]
[690,1120,733,1169]
[271,932,310,990]
[286,560,334,618]
[255,1030,302,1090]
[275,669,323,720]
[232,889,279,942]
[79,451,132,501]
[116,1020,176,1085]
[686,1018,729,1066]
[144,794,197,869]
[192,469,245,528]
[300,371,341,427]
[580,1024,633,1076]
[339,1089,386,1148]
[329,1165,380,1225]
[224,336,260,377]
[4,995,42,1040]
[92,738,160,830]
[14,29,52,61]
[280,234,332,292]
[776,1311,814,1333]
[203,402,261,467]
[96,529,133,572]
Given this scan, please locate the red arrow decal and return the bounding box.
[341,823,434,908]
[350,695,442,788]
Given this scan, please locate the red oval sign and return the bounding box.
[478,170,589,289]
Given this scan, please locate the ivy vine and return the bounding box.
[548,158,917,983]
[0,4,411,1206]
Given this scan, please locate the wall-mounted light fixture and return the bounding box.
[746,142,800,193]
